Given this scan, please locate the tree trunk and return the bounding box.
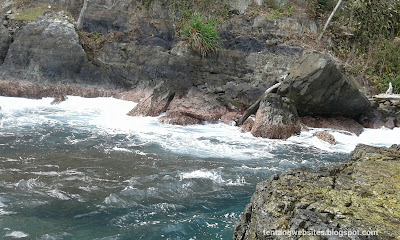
[317,0,343,41]
[236,82,282,126]
[76,0,89,30]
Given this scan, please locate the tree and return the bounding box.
[76,0,90,30]
[317,0,343,41]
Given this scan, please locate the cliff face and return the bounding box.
[0,0,316,109]
[233,144,400,240]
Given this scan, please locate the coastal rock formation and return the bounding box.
[234,144,400,239]
[278,51,371,118]
[2,16,86,81]
[159,87,230,124]
[313,131,336,145]
[251,93,301,139]
[300,116,364,136]
[0,24,10,64]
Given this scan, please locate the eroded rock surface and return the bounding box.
[234,144,400,240]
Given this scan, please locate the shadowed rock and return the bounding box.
[278,51,370,118]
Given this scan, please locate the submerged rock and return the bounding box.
[234,144,400,239]
[278,51,371,118]
[251,93,300,139]
[313,131,336,145]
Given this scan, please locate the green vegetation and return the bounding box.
[182,13,220,58]
[328,0,400,93]
[78,31,106,60]
[14,6,50,21]
[266,6,294,20]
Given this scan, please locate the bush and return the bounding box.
[329,0,400,93]
[182,13,220,58]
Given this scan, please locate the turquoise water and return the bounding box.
[0,96,397,239]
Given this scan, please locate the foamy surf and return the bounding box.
[0,96,399,160]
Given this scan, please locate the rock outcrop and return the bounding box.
[251,93,301,139]
[278,51,371,118]
[300,116,364,136]
[0,24,10,64]
[313,131,336,145]
[2,15,86,81]
[234,144,400,239]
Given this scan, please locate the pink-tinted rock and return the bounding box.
[313,131,336,145]
[251,93,301,139]
[115,89,152,102]
[161,87,228,124]
[221,111,241,125]
[240,118,254,133]
[159,114,201,125]
[128,84,175,117]
[300,116,364,136]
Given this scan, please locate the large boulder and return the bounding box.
[159,87,230,124]
[234,144,400,240]
[278,51,370,118]
[0,24,11,64]
[2,15,86,81]
[251,93,301,139]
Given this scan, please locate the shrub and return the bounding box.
[182,13,220,58]
[329,0,400,93]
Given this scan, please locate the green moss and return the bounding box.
[14,6,50,21]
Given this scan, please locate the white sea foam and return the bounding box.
[180,170,224,184]
[1,96,399,160]
[5,231,29,238]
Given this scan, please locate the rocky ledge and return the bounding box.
[233,144,400,240]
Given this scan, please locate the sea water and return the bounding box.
[0,96,399,239]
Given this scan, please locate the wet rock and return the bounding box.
[160,87,229,124]
[240,118,255,133]
[251,93,300,139]
[313,131,336,145]
[221,111,241,125]
[234,144,400,240]
[300,116,364,136]
[0,80,117,99]
[0,24,11,64]
[127,83,176,117]
[51,95,67,105]
[278,51,371,118]
[2,16,85,81]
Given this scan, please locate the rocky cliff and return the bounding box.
[233,144,400,239]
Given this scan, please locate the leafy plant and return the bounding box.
[182,13,220,58]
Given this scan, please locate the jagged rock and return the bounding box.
[251,93,301,139]
[2,17,85,81]
[313,131,336,145]
[51,95,67,105]
[127,83,177,117]
[278,51,371,118]
[234,144,400,240]
[300,116,364,136]
[0,24,11,64]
